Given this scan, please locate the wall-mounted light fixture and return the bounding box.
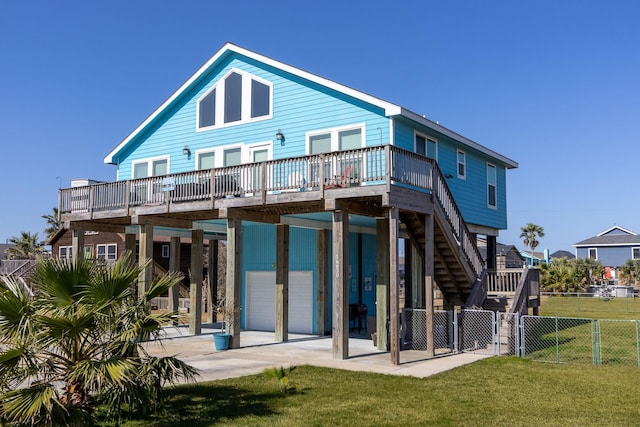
[275,129,285,146]
[445,173,454,179]
[183,145,191,156]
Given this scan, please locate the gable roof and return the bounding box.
[550,250,575,259]
[573,225,640,247]
[104,42,518,169]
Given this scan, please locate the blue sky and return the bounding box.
[1,0,639,253]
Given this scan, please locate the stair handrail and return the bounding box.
[464,268,488,308]
[508,267,540,315]
[428,160,484,276]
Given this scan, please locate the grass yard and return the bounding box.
[102,358,640,427]
[539,295,640,320]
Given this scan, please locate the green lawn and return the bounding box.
[539,295,640,320]
[103,358,640,427]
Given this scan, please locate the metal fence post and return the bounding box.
[453,310,459,352]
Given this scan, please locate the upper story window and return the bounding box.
[132,157,169,178]
[457,150,466,179]
[415,133,437,160]
[633,247,640,260]
[308,125,364,154]
[588,248,598,260]
[487,163,497,209]
[197,69,272,130]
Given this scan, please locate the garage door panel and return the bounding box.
[246,271,313,334]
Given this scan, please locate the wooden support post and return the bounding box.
[425,213,435,357]
[316,229,329,336]
[389,208,400,365]
[189,229,203,335]
[71,229,85,263]
[275,224,289,342]
[226,218,242,349]
[125,233,137,261]
[206,239,218,324]
[376,218,389,351]
[487,235,497,270]
[169,236,181,325]
[332,210,349,360]
[138,224,153,299]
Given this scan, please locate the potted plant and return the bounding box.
[214,306,232,351]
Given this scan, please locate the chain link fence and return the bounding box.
[400,309,640,368]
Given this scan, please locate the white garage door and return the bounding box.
[246,271,313,334]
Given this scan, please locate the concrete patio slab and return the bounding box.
[142,324,491,383]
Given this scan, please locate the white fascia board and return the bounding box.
[104,42,401,164]
[596,225,637,236]
[398,107,519,169]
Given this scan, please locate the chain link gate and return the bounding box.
[497,312,519,355]
[456,309,497,355]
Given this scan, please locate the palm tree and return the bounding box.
[519,223,544,266]
[6,231,45,259]
[41,207,61,242]
[0,252,198,426]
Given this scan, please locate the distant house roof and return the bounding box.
[550,250,575,259]
[573,225,640,247]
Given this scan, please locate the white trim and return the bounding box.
[195,68,273,132]
[597,225,638,237]
[305,123,366,154]
[132,155,170,178]
[486,162,497,210]
[588,247,598,260]
[246,141,273,163]
[413,131,438,161]
[632,247,640,260]
[400,108,518,168]
[104,43,400,164]
[96,243,118,261]
[457,149,466,180]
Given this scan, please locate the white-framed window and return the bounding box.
[96,244,117,261]
[84,245,93,259]
[414,132,437,160]
[307,124,365,154]
[307,124,365,184]
[457,150,466,179]
[132,156,170,179]
[59,246,73,259]
[632,247,640,260]
[487,163,497,209]
[162,244,170,258]
[197,68,272,130]
[196,145,244,170]
[588,248,598,260]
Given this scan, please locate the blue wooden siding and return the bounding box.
[577,246,637,267]
[394,118,508,230]
[242,223,377,333]
[115,53,390,180]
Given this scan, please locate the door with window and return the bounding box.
[249,145,269,194]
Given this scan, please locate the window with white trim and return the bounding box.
[197,69,272,130]
[132,157,169,179]
[96,244,117,261]
[196,146,244,170]
[487,163,497,209]
[633,247,640,260]
[59,246,72,259]
[457,150,466,179]
[588,248,597,260]
[162,244,170,258]
[414,133,437,160]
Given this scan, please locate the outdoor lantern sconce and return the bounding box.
[445,173,454,179]
[183,145,191,156]
[276,129,285,146]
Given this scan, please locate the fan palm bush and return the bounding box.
[0,252,198,426]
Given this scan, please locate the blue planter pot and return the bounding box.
[214,333,231,351]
